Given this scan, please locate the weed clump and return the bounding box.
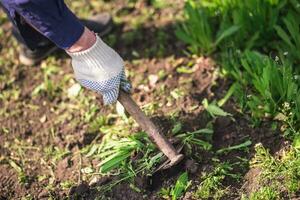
[244,143,300,198]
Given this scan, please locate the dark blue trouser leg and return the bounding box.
[0,0,84,49]
[0,2,51,50]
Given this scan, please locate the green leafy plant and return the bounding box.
[8,159,28,185]
[223,0,285,49]
[175,0,239,55]
[176,129,212,151]
[44,146,71,164]
[170,172,191,200]
[84,131,163,175]
[176,0,286,55]
[86,132,144,173]
[202,98,232,118]
[31,62,61,100]
[82,132,165,192]
[159,172,191,200]
[223,50,300,129]
[195,162,238,199]
[159,187,172,200]
[216,140,252,155]
[172,122,213,154]
[274,10,300,64]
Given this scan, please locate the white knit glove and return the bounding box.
[68,35,131,105]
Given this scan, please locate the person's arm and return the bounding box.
[67,27,96,53]
[6,0,131,104]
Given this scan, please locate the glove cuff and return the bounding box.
[68,35,123,82]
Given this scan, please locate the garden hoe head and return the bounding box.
[117,90,184,170]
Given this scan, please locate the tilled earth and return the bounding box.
[0,0,285,199]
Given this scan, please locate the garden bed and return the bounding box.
[0,0,299,199]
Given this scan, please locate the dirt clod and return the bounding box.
[242,167,262,194]
[134,176,149,189]
[38,190,49,199]
[0,166,18,199]
[70,182,89,195]
[184,159,198,174]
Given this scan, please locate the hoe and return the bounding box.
[117,90,184,169]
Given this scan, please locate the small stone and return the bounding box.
[183,191,193,200]
[89,176,100,186]
[39,115,47,123]
[148,74,158,87]
[67,83,81,98]
[215,116,231,128]
[38,189,49,199]
[89,176,110,187]
[134,176,149,189]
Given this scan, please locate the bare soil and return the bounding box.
[0,54,284,200]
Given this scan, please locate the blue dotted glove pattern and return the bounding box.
[78,70,131,105]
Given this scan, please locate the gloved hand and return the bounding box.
[68,35,131,105]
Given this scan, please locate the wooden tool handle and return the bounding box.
[118,90,183,164]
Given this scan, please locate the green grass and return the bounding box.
[222,50,300,139]
[81,131,164,192]
[173,125,213,153]
[8,159,28,185]
[274,8,300,64]
[31,59,63,100]
[244,143,300,199]
[175,0,240,55]
[194,161,240,199]
[159,172,191,200]
[176,0,286,55]
[44,146,71,164]
[242,186,280,200]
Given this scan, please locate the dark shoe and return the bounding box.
[19,13,113,66]
[81,13,113,37]
[19,44,58,66]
